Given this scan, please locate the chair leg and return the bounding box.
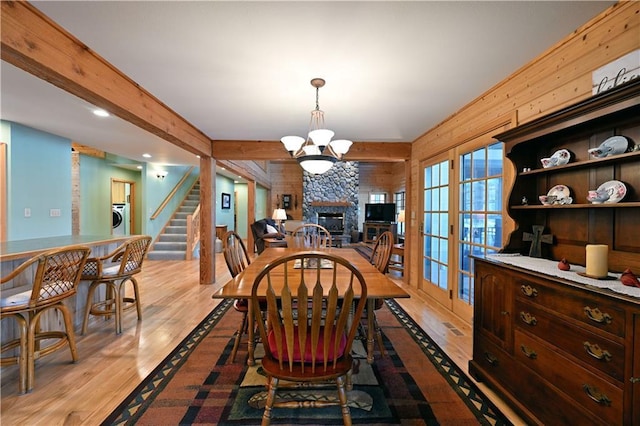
[336,375,352,426]
[2,314,29,394]
[59,303,79,362]
[82,281,99,335]
[115,282,124,334]
[373,313,386,357]
[261,376,278,426]
[230,311,248,363]
[130,277,142,320]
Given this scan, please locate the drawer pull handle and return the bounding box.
[583,341,612,361]
[520,344,537,359]
[582,384,611,406]
[484,351,498,366]
[583,307,612,324]
[520,285,538,297]
[519,311,537,325]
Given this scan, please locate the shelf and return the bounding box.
[309,201,352,207]
[518,150,640,176]
[512,202,640,209]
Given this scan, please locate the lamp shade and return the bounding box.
[397,210,405,223]
[281,135,305,153]
[272,208,287,221]
[330,139,352,155]
[297,155,337,174]
[308,129,334,148]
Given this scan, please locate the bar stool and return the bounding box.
[0,246,91,394]
[81,235,151,334]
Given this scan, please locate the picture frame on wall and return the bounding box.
[282,194,292,210]
[221,193,231,209]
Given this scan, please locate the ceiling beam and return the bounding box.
[211,140,412,161]
[1,1,212,157]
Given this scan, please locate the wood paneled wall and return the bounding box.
[406,2,639,289]
[268,160,303,220]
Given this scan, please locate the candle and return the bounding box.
[586,244,608,278]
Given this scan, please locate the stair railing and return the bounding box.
[150,166,195,220]
[186,204,200,261]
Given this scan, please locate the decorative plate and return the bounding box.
[540,149,571,168]
[588,136,629,158]
[547,184,571,204]
[596,180,627,204]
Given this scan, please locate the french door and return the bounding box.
[420,143,504,321]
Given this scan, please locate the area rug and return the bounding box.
[103,298,512,425]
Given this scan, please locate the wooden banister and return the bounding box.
[150,166,195,220]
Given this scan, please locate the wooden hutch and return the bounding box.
[469,80,640,425]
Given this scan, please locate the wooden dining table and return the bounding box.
[212,246,410,365]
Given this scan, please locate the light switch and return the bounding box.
[24,208,31,217]
[50,208,61,217]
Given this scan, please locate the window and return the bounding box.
[458,142,503,304]
[369,193,386,203]
[395,191,405,235]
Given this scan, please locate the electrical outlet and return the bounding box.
[50,208,61,217]
[24,208,31,217]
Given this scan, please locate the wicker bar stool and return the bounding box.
[80,235,151,334]
[0,246,91,394]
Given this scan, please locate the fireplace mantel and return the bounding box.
[310,201,352,207]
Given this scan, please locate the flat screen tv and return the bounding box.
[364,203,396,223]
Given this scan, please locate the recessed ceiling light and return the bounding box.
[93,108,109,117]
[136,165,143,170]
[142,153,151,158]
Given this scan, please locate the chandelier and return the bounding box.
[281,78,352,174]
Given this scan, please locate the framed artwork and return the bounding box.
[221,193,231,209]
[282,194,292,210]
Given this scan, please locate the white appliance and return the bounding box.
[112,204,127,235]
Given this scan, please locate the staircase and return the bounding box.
[147,182,200,260]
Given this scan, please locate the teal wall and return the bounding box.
[79,154,143,235]
[3,120,201,243]
[4,122,73,239]
[216,175,235,233]
[234,183,248,239]
[255,185,268,221]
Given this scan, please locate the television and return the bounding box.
[364,203,396,223]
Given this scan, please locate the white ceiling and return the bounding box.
[1,1,616,168]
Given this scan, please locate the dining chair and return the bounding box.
[222,230,256,363]
[251,251,367,426]
[365,230,394,357]
[80,235,151,334]
[0,245,91,394]
[289,223,333,249]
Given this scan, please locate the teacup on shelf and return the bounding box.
[587,189,610,204]
[538,195,557,205]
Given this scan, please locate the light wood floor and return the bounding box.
[1,252,526,425]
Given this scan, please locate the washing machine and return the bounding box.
[112,204,127,235]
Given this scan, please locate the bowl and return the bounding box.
[538,195,557,205]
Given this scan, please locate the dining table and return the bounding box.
[212,246,410,365]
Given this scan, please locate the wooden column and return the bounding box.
[247,180,256,254]
[199,156,215,285]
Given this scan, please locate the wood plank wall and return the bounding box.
[406,2,639,290]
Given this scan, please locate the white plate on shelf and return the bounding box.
[588,136,629,158]
[547,184,571,203]
[596,180,627,204]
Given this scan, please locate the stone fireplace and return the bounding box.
[302,162,359,239]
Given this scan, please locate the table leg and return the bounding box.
[367,298,375,364]
[247,300,255,366]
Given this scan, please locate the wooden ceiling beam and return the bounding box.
[211,140,411,161]
[1,1,212,157]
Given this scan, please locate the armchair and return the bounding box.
[250,218,285,254]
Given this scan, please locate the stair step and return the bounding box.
[165,226,187,234]
[147,251,186,261]
[153,241,187,251]
[158,234,186,242]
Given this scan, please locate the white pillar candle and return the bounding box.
[586,244,608,278]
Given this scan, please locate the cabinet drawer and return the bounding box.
[514,330,623,426]
[515,299,625,382]
[473,337,607,425]
[513,275,626,338]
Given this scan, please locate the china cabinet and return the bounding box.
[469,80,640,425]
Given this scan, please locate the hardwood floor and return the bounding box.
[1,252,526,425]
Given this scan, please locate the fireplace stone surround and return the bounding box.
[302,162,359,240]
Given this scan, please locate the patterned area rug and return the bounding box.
[103,298,512,425]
